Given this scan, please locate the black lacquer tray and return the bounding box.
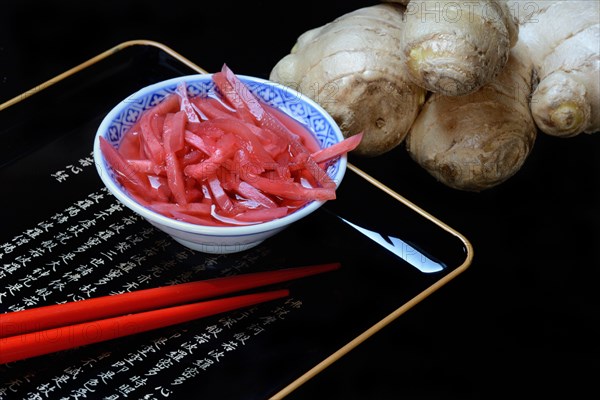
[0,41,472,400]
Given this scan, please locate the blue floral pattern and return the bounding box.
[103,74,344,181]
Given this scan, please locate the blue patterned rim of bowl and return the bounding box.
[94,73,347,236]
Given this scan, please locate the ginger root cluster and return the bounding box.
[269,0,599,191]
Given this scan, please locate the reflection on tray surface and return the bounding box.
[0,43,469,400]
[335,215,446,273]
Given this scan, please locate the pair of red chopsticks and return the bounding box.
[0,262,340,364]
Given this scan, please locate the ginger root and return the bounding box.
[406,40,537,191]
[509,1,600,137]
[400,0,519,96]
[269,3,426,157]
[268,1,597,191]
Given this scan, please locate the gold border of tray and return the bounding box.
[0,40,474,399]
[0,40,208,112]
[273,163,473,399]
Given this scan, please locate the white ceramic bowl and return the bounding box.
[94,74,346,254]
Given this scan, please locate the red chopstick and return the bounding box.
[0,262,340,364]
[0,289,288,365]
[1,262,340,338]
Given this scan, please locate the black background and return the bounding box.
[1,1,599,399]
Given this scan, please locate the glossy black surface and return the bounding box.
[1,1,599,398]
[0,40,468,399]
